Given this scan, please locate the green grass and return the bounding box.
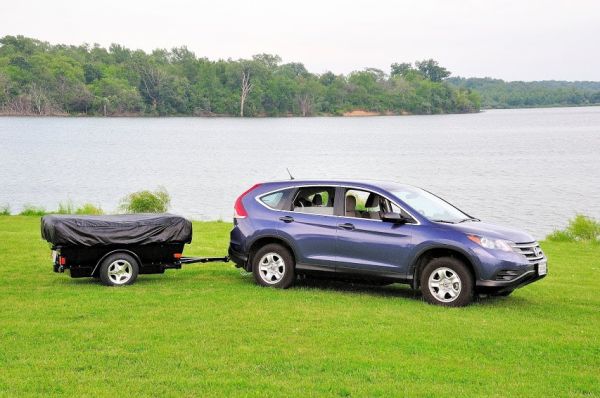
[0,216,598,397]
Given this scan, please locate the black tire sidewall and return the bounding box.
[99,253,139,286]
[252,243,295,289]
[420,257,474,307]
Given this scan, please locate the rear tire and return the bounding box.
[420,257,473,307]
[252,244,295,289]
[99,253,139,286]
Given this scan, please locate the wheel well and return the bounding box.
[412,248,476,288]
[246,237,296,272]
[92,249,141,276]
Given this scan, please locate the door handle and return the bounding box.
[279,216,295,223]
[338,223,355,230]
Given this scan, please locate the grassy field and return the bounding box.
[0,216,598,397]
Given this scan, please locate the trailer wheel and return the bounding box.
[99,253,139,286]
[252,243,295,289]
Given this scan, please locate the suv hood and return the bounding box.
[446,221,535,243]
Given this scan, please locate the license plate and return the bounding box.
[52,250,58,263]
[538,261,547,276]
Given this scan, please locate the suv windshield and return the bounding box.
[391,187,471,223]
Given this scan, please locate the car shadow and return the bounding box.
[240,273,525,306]
[292,277,420,300]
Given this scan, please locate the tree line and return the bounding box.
[447,77,600,108]
[0,35,480,117]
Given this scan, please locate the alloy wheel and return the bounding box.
[107,260,133,285]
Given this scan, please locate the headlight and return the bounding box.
[467,234,514,252]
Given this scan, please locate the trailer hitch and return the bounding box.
[177,256,230,265]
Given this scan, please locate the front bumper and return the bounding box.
[476,261,547,293]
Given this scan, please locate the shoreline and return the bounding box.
[2,104,599,118]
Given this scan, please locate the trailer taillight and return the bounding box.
[59,256,66,265]
[234,183,262,219]
[173,253,182,259]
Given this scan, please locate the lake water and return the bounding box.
[1,106,599,239]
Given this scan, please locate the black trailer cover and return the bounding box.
[41,214,192,247]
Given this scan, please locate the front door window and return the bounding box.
[344,189,391,220]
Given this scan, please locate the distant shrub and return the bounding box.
[57,201,75,214]
[54,201,104,215]
[568,214,600,241]
[546,230,573,242]
[75,203,103,215]
[120,187,170,213]
[19,205,47,216]
[547,214,600,242]
[0,204,10,216]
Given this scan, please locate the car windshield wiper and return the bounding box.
[458,217,481,223]
[431,219,456,224]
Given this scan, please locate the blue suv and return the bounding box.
[228,180,547,306]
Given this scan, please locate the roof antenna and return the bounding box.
[286,168,295,180]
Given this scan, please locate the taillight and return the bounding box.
[234,183,262,219]
[173,253,182,259]
[59,256,66,265]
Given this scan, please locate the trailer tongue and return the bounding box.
[41,214,228,286]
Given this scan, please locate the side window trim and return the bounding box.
[254,184,421,225]
[333,187,345,217]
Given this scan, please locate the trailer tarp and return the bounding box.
[41,214,192,247]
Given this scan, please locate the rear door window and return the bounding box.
[292,187,336,215]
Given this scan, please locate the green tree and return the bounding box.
[415,59,451,82]
[390,62,413,77]
[0,35,482,116]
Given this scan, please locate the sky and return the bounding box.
[2,0,600,81]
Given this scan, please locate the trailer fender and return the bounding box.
[91,249,143,277]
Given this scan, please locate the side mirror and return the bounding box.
[381,212,409,224]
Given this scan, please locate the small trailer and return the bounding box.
[41,214,228,286]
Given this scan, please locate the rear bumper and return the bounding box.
[228,246,248,268]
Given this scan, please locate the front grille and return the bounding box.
[511,241,545,263]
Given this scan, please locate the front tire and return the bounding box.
[99,253,139,286]
[252,244,295,289]
[420,257,473,307]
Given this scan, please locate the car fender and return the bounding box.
[408,240,482,284]
[245,229,300,261]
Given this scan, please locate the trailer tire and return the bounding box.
[252,243,295,289]
[99,253,139,286]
